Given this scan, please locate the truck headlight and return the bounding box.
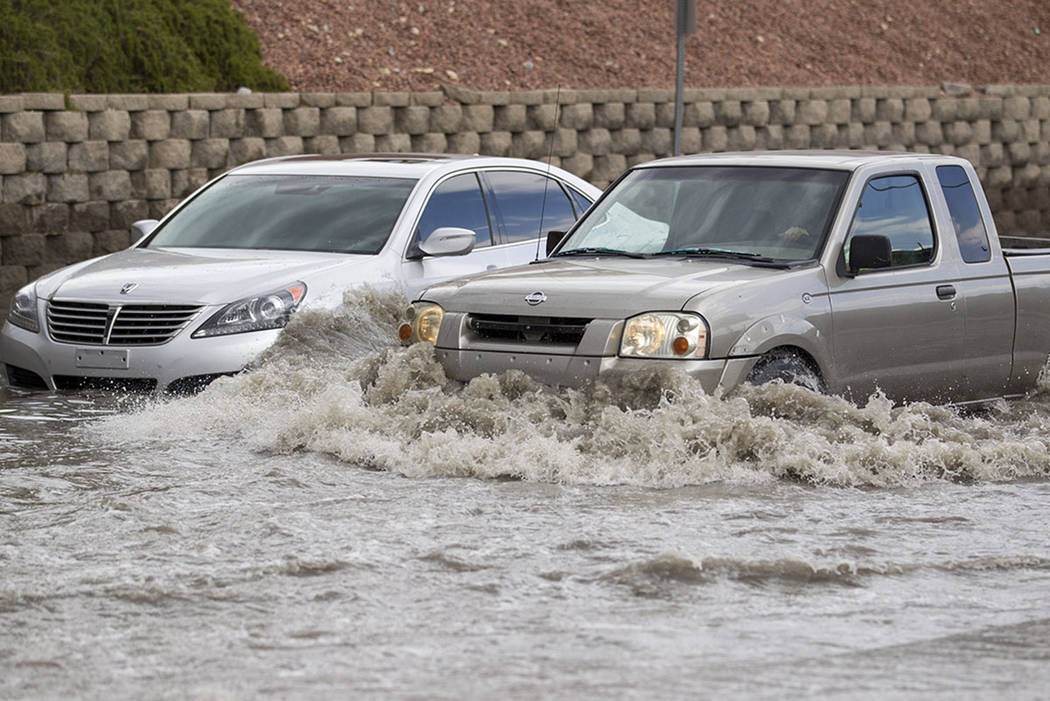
[619,312,708,358]
[192,282,306,338]
[7,283,40,333]
[398,302,444,345]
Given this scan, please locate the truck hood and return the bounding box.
[36,247,373,306]
[421,257,785,318]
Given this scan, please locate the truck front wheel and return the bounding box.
[746,349,825,393]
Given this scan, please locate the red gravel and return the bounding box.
[230,0,1050,92]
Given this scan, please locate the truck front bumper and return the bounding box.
[434,347,759,395]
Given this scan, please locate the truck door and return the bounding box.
[932,164,1014,400]
[827,172,966,403]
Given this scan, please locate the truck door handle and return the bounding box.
[936,284,956,300]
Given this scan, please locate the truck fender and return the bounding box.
[727,314,831,374]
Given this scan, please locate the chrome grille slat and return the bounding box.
[50,320,108,329]
[48,312,110,321]
[110,324,188,331]
[47,300,202,346]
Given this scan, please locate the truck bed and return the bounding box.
[1001,235,1050,257]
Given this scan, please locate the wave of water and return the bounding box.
[598,553,1050,595]
[95,289,1050,488]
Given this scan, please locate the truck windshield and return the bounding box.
[559,166,849,261]
[145,174,418,254]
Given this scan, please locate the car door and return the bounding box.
[480,170,585,266]
[400,172,509,296]
[827,172,966,402]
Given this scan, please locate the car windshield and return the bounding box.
[559,166,850,261]
[145,174,418,254]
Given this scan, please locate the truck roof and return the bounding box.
[640,150,967,171]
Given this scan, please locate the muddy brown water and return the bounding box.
[3,290,1050,699]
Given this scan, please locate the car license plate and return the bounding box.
[75,348,129,370]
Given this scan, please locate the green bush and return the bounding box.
[0,0,289,93]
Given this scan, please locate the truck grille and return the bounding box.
[467,314,591,346]
[47,300,202,346]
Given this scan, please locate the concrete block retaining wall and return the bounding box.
[2,84,1049,309]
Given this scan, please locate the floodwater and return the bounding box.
[2,290,1050,699]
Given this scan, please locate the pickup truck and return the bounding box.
[399,151,1050,404]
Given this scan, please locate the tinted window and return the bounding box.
[146,175,417,254]
[415,173,492,249]
[936,165,991,263]
[485,171,578,243]
[849,175,935,267]
[568,187,594,217]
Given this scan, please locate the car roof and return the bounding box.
[636,150,968,171]
[228,153,576,179]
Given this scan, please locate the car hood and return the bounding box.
[36,247,373,306]
[421,257,786,318]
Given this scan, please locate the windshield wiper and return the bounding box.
[653,247,761,258]
[651,247,795,268]
[555,246,649,259]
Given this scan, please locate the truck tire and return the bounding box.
[746,349,825,393]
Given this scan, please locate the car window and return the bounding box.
[484,171,578,243]
[415,173,493,250]
[145,174,417,254]
[936,165,991,263]
[568,187,594,217]
[848,174,935,267]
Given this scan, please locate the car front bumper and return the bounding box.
[0,317,280,393]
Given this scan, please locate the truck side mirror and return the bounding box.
[545,230,567,257]
[847,234,892,274]
[130,219,159,244]
[418,227,476,257]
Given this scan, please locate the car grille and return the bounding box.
[47,300,202,346]
[467,314,591,346]
[52,375,159,392]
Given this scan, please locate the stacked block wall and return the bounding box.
[2,84,1049,308]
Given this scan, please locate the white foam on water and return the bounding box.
[95,289,1050,488]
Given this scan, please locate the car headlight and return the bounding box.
[398,302,444,345]
[7,283,40,333]
[192,282,306,338]
[619,312,708,358]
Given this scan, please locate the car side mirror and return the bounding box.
[130,219,159,244]
[418,227,476,257]
[847,234,892,274]
[546,230,567,256]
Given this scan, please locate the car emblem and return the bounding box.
[120,283,139,295]
[524,291,547,306]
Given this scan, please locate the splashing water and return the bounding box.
[96,288,1050,488]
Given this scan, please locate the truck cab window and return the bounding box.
[936,165,991,263]
[849,174,935,267]
[414,173,493,251]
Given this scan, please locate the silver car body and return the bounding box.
[414,151,1050,404]
[1,154,599,392]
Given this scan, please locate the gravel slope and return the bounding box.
[231,0,1050,91]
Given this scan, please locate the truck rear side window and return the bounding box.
[849,174,935,267]
[936,165,991,263]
